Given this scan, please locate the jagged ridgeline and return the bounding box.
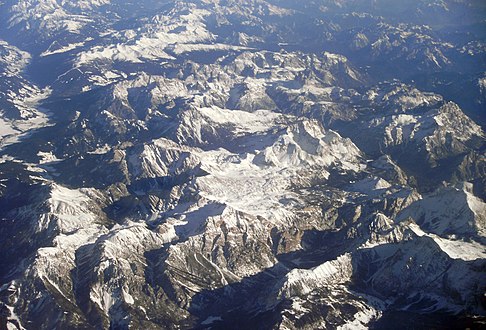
[0,0,485,329]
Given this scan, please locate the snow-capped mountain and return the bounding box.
[0,0,485,329]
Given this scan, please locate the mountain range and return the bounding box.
[0,0,485,329]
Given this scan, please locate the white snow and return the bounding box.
[5,305,26,330]
[0,88,53,149]
[122,287,135,305]
[88,144,111,155]
[77,8,215,65]
[398,185,486,237]
[337,305,380,330]
[0,117,19,143]
[349,177,392,195]
[408,223,486,261]
[201,316,223,325]
[197,107,280,135]
[197,149,295,220]
[171,43,250,55]
[37,151,63,164]
[279,254,353,298]
[0,40,31,76]
[40,40,89,57]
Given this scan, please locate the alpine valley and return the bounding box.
[0,1,485,329]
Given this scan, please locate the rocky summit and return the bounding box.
[0,1,485,329]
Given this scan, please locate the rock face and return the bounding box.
[0,0,485,329]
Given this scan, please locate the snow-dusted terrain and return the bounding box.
[0,0,485,329]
